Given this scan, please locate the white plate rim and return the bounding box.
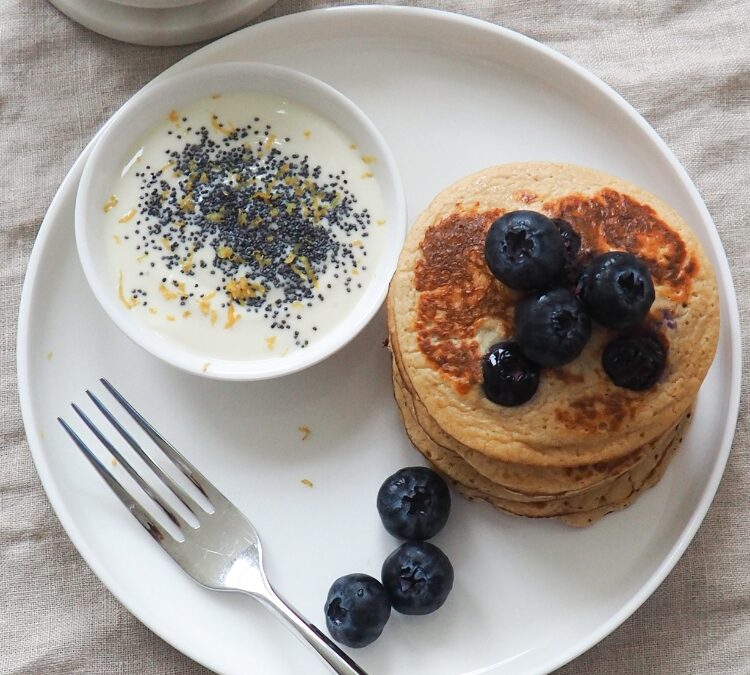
[17,6,742,674]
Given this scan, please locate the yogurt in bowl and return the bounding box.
[76,63,406,379]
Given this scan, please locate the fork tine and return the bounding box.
[100,378,225,505]
[86,390,204,518]
[71,403,191,532]
[57,417,176,546]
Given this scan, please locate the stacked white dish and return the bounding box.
[48,0,277,46]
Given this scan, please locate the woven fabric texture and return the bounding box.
[1,0,748,673]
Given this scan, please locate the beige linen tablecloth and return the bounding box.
[1,0,748,672]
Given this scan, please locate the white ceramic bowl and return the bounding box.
[76,62,406,380]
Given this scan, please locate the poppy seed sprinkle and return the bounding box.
[106,92,386,360]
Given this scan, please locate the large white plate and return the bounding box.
[18,7,741,675]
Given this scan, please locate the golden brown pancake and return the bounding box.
[388,297,665,498]
[389,162,718,466]
[392,362,691,526]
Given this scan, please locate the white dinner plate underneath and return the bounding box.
[18,7,741,675]
[47,0,277,46]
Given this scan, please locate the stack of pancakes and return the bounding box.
[387,163,719,526]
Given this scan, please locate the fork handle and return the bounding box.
[257,586,368,675]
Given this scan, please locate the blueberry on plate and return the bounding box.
[325,573,391,648]
[602,331,667,390]
[482,341,540,406]
[577,251,655,329]
[515,287,592,367]
[484,210,565,290]
[377,467,451,541]
[381,542,454,615]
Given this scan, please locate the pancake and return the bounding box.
[389,162,718,466]
[392,362,690,525]
[388,299,663,498]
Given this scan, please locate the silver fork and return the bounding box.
[58,378,366,675]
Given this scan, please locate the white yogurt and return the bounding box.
[103,92,386,361]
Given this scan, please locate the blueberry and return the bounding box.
[482,341,540,406]
[381,542,454,615]
[325,574,391,648]
[602,331,666,390]
[577,252,655,329]
[515,288,592,367]
[552,217,582,285]
[484,211,565,290]
[377,467,451,541]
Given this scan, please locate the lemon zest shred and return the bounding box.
[262,133,277,154]
[290,265,308,283]
[198,291,216,316]
[253,250,272,268]
[211,114,236,136]
[181,251,195,273]
[298,255,318,287]
[159,283,178,301]
[118,208,137,223]
[103,195,118,213]
[265,336,276,350]
[224,304,240,329]
[226,277,266,302]
[117,272,138,309]
[179,194,195,213]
